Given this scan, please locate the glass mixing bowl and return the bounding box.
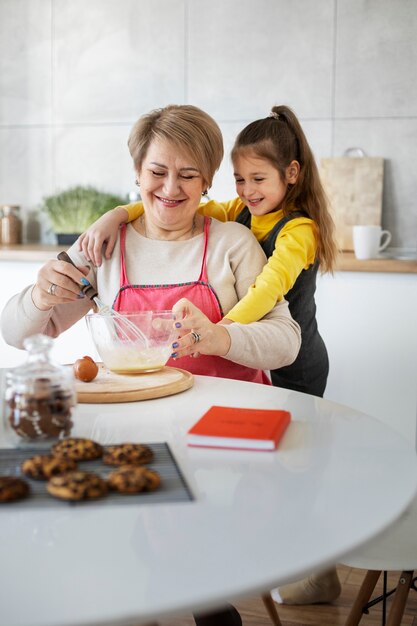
[86,310,176,374]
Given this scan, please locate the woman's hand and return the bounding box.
[31,259,91,311]
[78,207,129,267]
[171,298,231,359]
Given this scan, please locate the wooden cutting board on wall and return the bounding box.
[320,157,384,250]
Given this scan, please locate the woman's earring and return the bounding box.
[135,179,140,187]
[202,190,208,196]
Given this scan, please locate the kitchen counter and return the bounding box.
[337,251,417,274]
[0,243,62,262]
[1,244,417,273]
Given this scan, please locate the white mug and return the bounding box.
[352,225,392,260]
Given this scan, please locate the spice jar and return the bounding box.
[0,204,22,244]
[3,334,76,447]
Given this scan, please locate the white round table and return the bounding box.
[1,374,416,626]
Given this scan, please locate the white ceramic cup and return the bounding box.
[352,225,392,260]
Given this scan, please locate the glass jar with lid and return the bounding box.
[0,204,22,244]
[3,334,76,447]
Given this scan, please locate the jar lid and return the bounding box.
[1,205,20,215]
[6,334,69,382]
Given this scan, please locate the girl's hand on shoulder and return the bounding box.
[171,298,231,359]
[31,259,91,311]
[78,207,129,267]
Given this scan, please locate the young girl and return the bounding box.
[78,105,341,606]
[79,104,338,399]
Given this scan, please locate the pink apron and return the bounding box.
[112,219,269,384]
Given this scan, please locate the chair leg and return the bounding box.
[345,570,381,626]
[261,593,283,626]
[386,570,414,626]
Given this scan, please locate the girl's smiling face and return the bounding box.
[138,137,205,233]
[233,151,299,216]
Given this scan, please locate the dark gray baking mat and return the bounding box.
[0,443,194,508]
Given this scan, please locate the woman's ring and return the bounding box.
[191,331,202,344]
[47,283,57,296]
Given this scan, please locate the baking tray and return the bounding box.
[0,443,193,508]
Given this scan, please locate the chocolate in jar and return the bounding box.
[8,377,74,440]
[4,334,76,445]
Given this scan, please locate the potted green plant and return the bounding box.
[41,186,126,245]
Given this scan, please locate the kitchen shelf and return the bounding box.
[0,244,62,262]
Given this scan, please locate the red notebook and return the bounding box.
[187,405,291,451]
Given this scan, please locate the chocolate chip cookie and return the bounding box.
[141,467,161,492]
[0,476,30,503]
[107,466,161,494]
[21,454,77,480]
[47,471,108,501]
[51,437,103,461]
[102,443,154,466]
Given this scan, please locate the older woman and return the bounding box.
[1,104,301,626]
[2,104,300,626]
[1,105,300,384]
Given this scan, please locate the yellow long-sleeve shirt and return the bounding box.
[124,198,317,323]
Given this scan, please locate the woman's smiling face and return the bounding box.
[138,138,205,233]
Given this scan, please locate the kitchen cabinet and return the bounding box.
[316,271,417,443]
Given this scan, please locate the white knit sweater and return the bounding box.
[1,220,300,371]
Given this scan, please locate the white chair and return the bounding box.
[341,492,417,626]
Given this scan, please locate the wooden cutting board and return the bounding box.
[74,364,194,403]
[320,156,384,250]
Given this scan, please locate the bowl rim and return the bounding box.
[85,309,175,318]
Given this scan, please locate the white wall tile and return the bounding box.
[209,121,241,201]
[0,0,416,250]
[52,124,134,198]
[188,0,334,120]
[53,0,186,123]
[336,0,417,117]
[300,120,333,165]
[0,126,53,217]
[334,119,417,249]
[0,0,52,124]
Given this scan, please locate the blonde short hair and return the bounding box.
[128,104,224,189]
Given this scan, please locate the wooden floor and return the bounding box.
[157,565,417,625]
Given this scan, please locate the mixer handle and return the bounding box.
[57,251,98,300]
